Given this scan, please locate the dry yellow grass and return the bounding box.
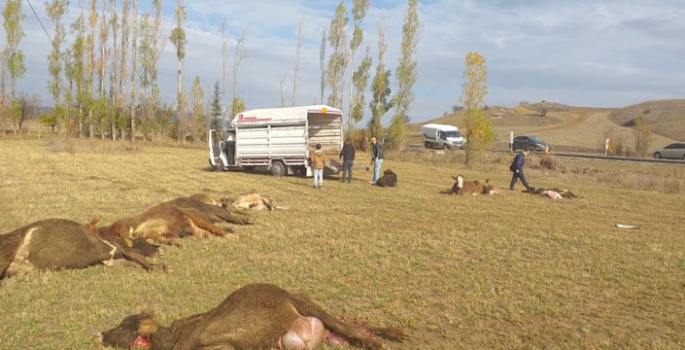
[1,139,684,349]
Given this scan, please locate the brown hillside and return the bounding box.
[410,101,676,153]
[610,99,685,141]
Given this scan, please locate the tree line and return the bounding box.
[1,0,493,159]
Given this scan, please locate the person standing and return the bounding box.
[509,146,533,191]
[310,143,326,189]
[339,137,355,183]
[370,137,384,184]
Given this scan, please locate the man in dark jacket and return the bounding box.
[339,137,355,183]
[509,147,533,190]
[370,137,384,184]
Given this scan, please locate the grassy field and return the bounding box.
[1,139,684,349]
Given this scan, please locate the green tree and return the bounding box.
[170,0,187,141]
[129,0,139,141]
[209,80,222,131]
[2,0,26,99]
[387,0,420,150]
[349,46,372,129]
[138,0,164,140]
[325,1,348,108]
[221,17,228,132]
[368,20,393,140]
[347,0,369,132]
[190,75,204,141]
[230,96,245,121]
[460,52,493,165]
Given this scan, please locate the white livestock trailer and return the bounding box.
[209,105,344,177]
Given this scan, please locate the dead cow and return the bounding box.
[524,187,577,199]
[1,218,160,280]
[375,169,397,187]
[98,205,239,246]
[97,283,407,350]
[159,196,252,225]
[232,193,286,211]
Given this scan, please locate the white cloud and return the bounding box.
[4,0,685,125]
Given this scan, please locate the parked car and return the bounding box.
[511,135,551,152]
[652,142,685,160]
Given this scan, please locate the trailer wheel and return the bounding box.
[270,161,286,177]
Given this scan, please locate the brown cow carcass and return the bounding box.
[98,205,238,246]
[97,283,407,350]
[231,193,286,211]
[1,218,160,280]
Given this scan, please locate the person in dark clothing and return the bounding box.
[370,137,384,184]
[509,147,533,190]
[339,137,356,183]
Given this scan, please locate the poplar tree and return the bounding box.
[319,29,326,104]
[2,0,26,99]
[387,0,420,150]
[460,52,493,165]
[368,20,393,140]
[292,19,303,106]
[347,0,369,132]
[45,0,69,136]
[118,0,130,139]
[2,0,27,134]
[209,80,222,130]
[129,0,139,141]
[230,28,248,118]
[87,0,98,138]
[350,46,371,128]
[221,17,228,132]
[108,0,119,139]
[190,75,204,141]
[170,0,187,141]
[325,1,348,108]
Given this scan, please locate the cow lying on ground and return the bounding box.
[447,175,500,195]
[98,204,239,246]
[376,169,397,187]
[97,283,407,350]
[159,195,253,225]
[1,218,161,280]
[524,187,578,199]
[231,193,287,211]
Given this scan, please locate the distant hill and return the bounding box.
[610,100,685,141]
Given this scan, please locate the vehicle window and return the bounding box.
[676,144,685,149]
[529,136,544,143]
[444,131,461,138]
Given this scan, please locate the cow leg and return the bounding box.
[183,212,238,239]
[101,238,159,271]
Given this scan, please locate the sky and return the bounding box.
[5,0,685,124]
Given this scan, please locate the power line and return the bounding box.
[25,0,72,71]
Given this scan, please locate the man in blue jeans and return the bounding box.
[370,137,384,184]
[509,146,533,191]
[339,137,355,183]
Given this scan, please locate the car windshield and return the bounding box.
[444,131,461,138]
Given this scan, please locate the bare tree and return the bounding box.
[221,17,228,132]
[292,19,303,106]
[129,0,139,141]
[87,0,98,138]
[230,27,248,118]
[368,20,393,140]
[170,0,187,141]
[280,73,287,107]
[319,29,326,104]
[46,0,69,137]
[108,0,119,139]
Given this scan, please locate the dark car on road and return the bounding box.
[511,135,551,152]
[652,142,685,160]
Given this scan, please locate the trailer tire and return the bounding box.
[270,161,286,177]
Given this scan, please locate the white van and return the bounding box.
[208,105,343,177]
[421,123,466,149]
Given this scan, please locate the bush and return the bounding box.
[349,128,369,152]
[539,156,567,173]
